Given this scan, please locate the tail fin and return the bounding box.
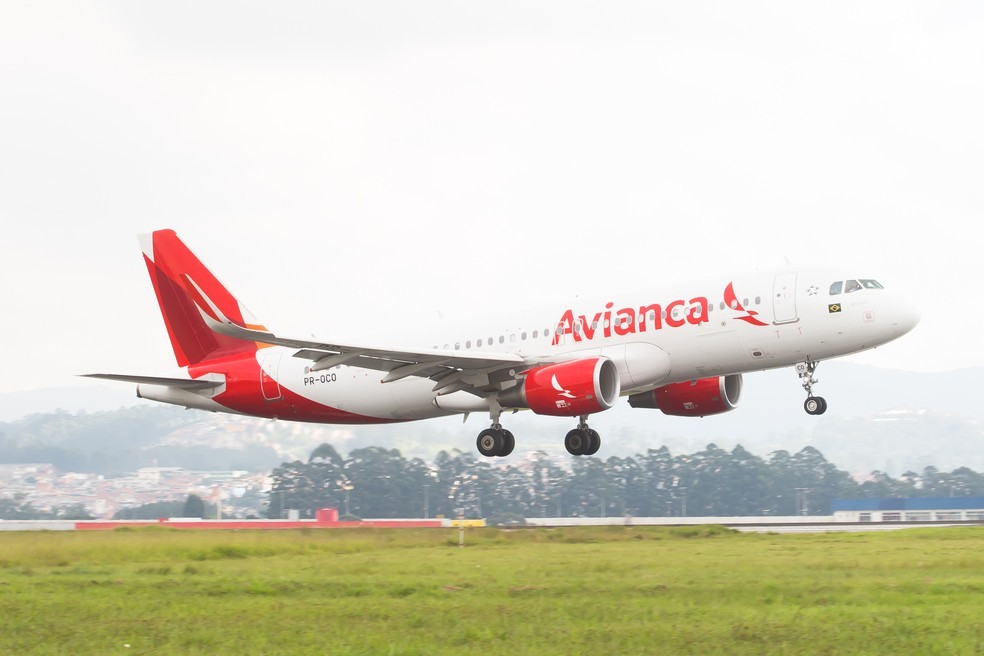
[140,230,264,367]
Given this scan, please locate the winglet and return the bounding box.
[180,273,278,345]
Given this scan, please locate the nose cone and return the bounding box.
[890,294,921,337]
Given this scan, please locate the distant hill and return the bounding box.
[2,363,981,476]
[0,385,141,422]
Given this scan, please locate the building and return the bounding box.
[833,497,984,522]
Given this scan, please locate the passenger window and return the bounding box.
[499,336,505,344]
[829,281,843,296]
[845,279,862,293]
[532,330,538,339]
[465,341,471,349]
[521,332,527,340]
[545,328,551,337]
[510,334,516,343]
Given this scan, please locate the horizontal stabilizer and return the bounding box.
[81,374,222,391]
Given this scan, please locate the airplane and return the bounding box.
[86,229,920,458]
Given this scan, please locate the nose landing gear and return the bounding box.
[797,360,828,416]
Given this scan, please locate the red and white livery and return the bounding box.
[88,230,920,457]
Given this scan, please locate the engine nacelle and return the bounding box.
[628,374,742,417]
[499,357,620,417]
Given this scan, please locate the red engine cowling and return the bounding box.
[628,374,742,417]
[499,357,621,417]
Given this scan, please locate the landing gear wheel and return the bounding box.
[584,429,601,456]
[804,396,827,416]
[477,429,504,458]
[797,361,828,417]
[565,428,589,456]
[500,430,515,457]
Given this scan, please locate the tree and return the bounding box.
[113,501,185,520]
[344,447,418,518]
[182,494,206,518]
[56,503,94,520]
[0,494,54,520]
[266,442,348,519]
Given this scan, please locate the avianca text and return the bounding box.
[552,297,709,345]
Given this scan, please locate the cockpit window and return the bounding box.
[832,279,883,295]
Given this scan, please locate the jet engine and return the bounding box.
[499,357,620,417]
[627,374,742,417]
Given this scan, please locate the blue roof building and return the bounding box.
[832,497,984,522]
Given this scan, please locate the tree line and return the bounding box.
[266,443,984,520]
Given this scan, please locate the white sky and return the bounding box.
[1,2,982,394]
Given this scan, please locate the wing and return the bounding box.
[181,274,534,395]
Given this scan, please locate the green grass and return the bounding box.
[1,526,984,654]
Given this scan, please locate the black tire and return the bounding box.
[565,428,588,456]
[500,430,515,457]
[814,396,828,415]
[804,397,823,415]
[477,428,503,458]
[584,429,601,456]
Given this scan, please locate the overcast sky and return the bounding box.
[1,2,981,394]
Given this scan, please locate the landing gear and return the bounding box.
[474,402,602,458]
[476,427,515,457]
[804,396,827,415]
[565,416,601,456]
[796,360,827,416]
[476,397,515,458]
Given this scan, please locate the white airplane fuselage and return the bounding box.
[137,265,919,425]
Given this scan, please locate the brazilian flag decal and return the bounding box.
[828,303,842,313]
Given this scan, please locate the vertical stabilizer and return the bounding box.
[140,230,263,367]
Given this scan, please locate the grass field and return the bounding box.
[2,525,984,655]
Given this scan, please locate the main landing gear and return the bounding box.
[475,401,602,458]
[796,360,828,416]
[476,426,515,458]
[564,416,601,456]
[476,397,515,458]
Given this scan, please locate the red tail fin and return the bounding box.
[140,230,262,367]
